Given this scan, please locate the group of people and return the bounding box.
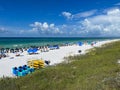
[0,41,95,59]
[0,45,54,59]
[0,48,24,59]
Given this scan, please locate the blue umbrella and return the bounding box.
[78,42,83,46]
[27,48,38,54]
[32,48,38,53]
[27,48,33,53]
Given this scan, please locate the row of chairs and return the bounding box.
[12,65,34,76]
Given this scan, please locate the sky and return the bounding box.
[0,0,120,37]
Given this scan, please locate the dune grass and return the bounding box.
[0,41,120,90]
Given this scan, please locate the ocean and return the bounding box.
[0,37,119,48]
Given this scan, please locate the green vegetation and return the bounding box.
[0,41,120,90]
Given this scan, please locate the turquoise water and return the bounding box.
[0,37,119,48]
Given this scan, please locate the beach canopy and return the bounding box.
[27,48,38,54]
[48,45,59,50]
[53,45,59,49]
[78,42,83,46]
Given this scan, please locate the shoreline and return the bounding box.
[0,37,117,48]
[0,39,119,78]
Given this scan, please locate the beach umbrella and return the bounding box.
[0,48,5,53]
[27,48,38,54]
[48,46,54,50]
[27,48,33,54]
[78,42,83,46]
[6,48,10,50]
[53,45,59,49]
[10,49,14,53]
[15,48,19,52]
[6,48,10,53]
[32,48,38,53]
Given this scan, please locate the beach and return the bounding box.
[0,39,119,78]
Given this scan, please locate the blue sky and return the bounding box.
[0,0,120,37]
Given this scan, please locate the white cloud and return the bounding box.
[29,22,62,35]
[18,8,120,37]
[42,22,49,29]
[62,11,73,20]
[75,8,120,36]
[50,24,55,28]
[62,10,97,20]
[73,10,97,19]
[107,8,120,15]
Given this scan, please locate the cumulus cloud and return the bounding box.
[62,11,73,20]
[29,22,63,35]
[28,8,120,37]
[18,8,120,37]
[75,8,120,36]
[107,8,120,16]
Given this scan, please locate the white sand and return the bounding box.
[0,39,119,78]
